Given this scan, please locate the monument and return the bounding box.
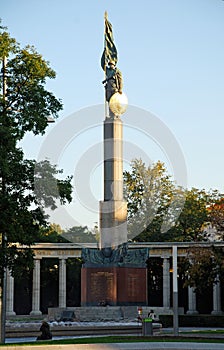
[81,12,148,306]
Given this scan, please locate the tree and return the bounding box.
[169,188,209,242]
[123,159,183,242]
[123,160,217,243]
[124,159,224,293]
[181,246,224,294]
[0,23,72,280]
[38,223,69,243]
[207,193,224,240]
[62,226,97,243]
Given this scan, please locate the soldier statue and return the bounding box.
[102,60,123,103]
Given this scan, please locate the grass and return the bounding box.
[1,335,224,347]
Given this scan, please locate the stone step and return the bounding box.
[49,306,124,322]
[48,306,168,322]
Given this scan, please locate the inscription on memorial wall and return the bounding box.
[34,249,81,258]
[128,273,140,297]
[90,271,114,301]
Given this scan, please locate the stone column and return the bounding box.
[186,286,198,314]
[59,258,66,308]
[6,269,16,316]
[30,259,42,315]
[100,118,127,249]
[162,257,170,308]
[211,276,223,315]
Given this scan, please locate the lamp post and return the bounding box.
[0,57,7,344]
[0,239,7,344]
[172,245,179,336]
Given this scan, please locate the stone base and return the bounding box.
[100,200,127,249]
[29,310,42,316]
[211,310,223,315]
[6,311,16,316]
[186,310,199,315]
[81,266,147,306]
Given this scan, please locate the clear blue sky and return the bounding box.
[2,0,224,230]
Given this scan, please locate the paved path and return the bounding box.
[1,342,224,350]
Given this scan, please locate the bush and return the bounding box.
[159,315,224,328]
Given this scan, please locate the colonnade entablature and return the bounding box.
[31,241,224,260]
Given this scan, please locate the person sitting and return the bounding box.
[36,320,52,341]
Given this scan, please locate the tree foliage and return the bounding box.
[124,159,184,242]
[0,25,62,140]
[181,246,224,294]
[62,226,97,243]
[0,23,72,280]
[124,159,224,291]
[208,195,224,240]
[124,159,224,243]
[38,223,68,243]
[169,188,209,242]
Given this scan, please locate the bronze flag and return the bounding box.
[101,12,118,71]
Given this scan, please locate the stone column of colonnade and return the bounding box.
[186,286,198,314]
[29,257,67,315]
[161,256,222,314]
[162,257,171,308]
[6,269,16,316]
[30,258,42,315]
[59,258,67,308]
[211,276,223,315]
[186,275,223,315]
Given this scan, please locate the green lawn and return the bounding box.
[1,335,224,347]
